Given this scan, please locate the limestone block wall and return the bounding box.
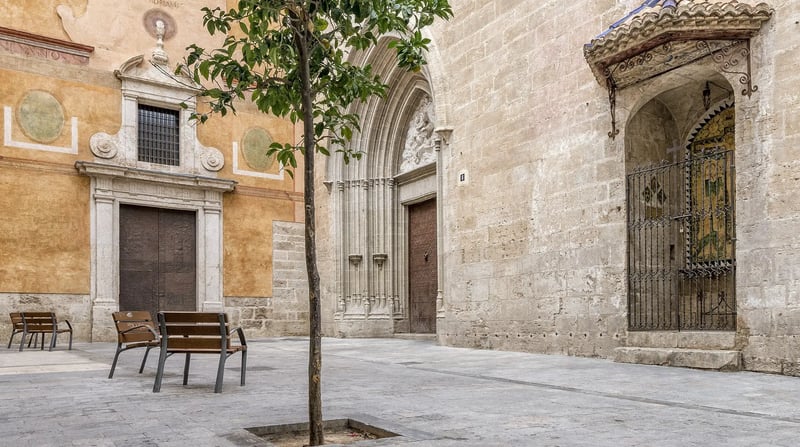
[424,0,800,373]
[733,1,800,375]
[433,0,628,358]
[312,0,796,375]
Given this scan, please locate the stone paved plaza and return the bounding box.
[1,337,799,446]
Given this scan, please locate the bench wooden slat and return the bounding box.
[161,325,227,337]
[168,338,224,350]
[165,346,245,354]
[157,312,225,323]
[6,313,23,349]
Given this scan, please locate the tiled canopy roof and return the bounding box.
[584,0,773,87]
[593,0,677,41]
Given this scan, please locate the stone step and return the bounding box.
[393,333,437,342]
[614,347,742,371]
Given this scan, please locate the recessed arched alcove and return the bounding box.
[625,68,737,332]
[626,69,733,173]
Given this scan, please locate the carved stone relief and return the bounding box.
[0,27,93,65]
[200,146,225,172]
[89,132,119,159]
[399,96,436,174]
[143,9,177,41]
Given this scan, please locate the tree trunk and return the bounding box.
[294,17,324,447]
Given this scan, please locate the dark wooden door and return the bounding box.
[408,199,437,333]
[119,205,196,317]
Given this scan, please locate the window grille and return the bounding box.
[137,104,180,166]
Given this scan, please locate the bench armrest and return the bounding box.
[60,320,73,331]
[228,326,247,347]
[120,324,158,338]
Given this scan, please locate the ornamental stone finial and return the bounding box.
[151,20,169,65]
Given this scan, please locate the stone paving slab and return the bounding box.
[1,337,799,446]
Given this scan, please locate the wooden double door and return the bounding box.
[119,205,197,317]
[407,199,437,333]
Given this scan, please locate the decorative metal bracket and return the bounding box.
[600,38,759,139]
[605,71,619,140]
[697,40,757,98]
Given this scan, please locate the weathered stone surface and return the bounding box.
[615,347,742,371]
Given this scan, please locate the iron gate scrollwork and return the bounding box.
[626,149,736,331]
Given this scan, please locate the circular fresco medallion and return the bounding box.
[18,90,65,144]
[242,127,275,171]
[143,9,177,40]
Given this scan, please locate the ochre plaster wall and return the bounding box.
[0,0,227,71]
[0,168,90,293]
[223,193,296,298]
[203,102,302,300]
[0,0,87,41]
[0,68,120,295]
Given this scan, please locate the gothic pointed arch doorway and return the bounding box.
[324,37,448,337]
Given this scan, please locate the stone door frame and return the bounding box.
[76,161,235,341]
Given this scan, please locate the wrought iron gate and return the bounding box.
[626,149,736,331]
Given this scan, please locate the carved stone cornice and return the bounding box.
[75,161,237,192]
[394,162,436,186]
[0,26,94,65]
[584,1,773,86]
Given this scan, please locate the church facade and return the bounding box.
[316,0,800,376]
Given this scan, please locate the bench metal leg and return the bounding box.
[109,344,123,379]
[182,353,191,386]
[240,350,247,386]
[153,345,168,393]
[139,345,154,374]
[7,330,22,349]
[63,321,73,350]
[214,352,226,393]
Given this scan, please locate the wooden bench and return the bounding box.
[153,311,247,393]
[109,311,160,379]
[11,312,73,352]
